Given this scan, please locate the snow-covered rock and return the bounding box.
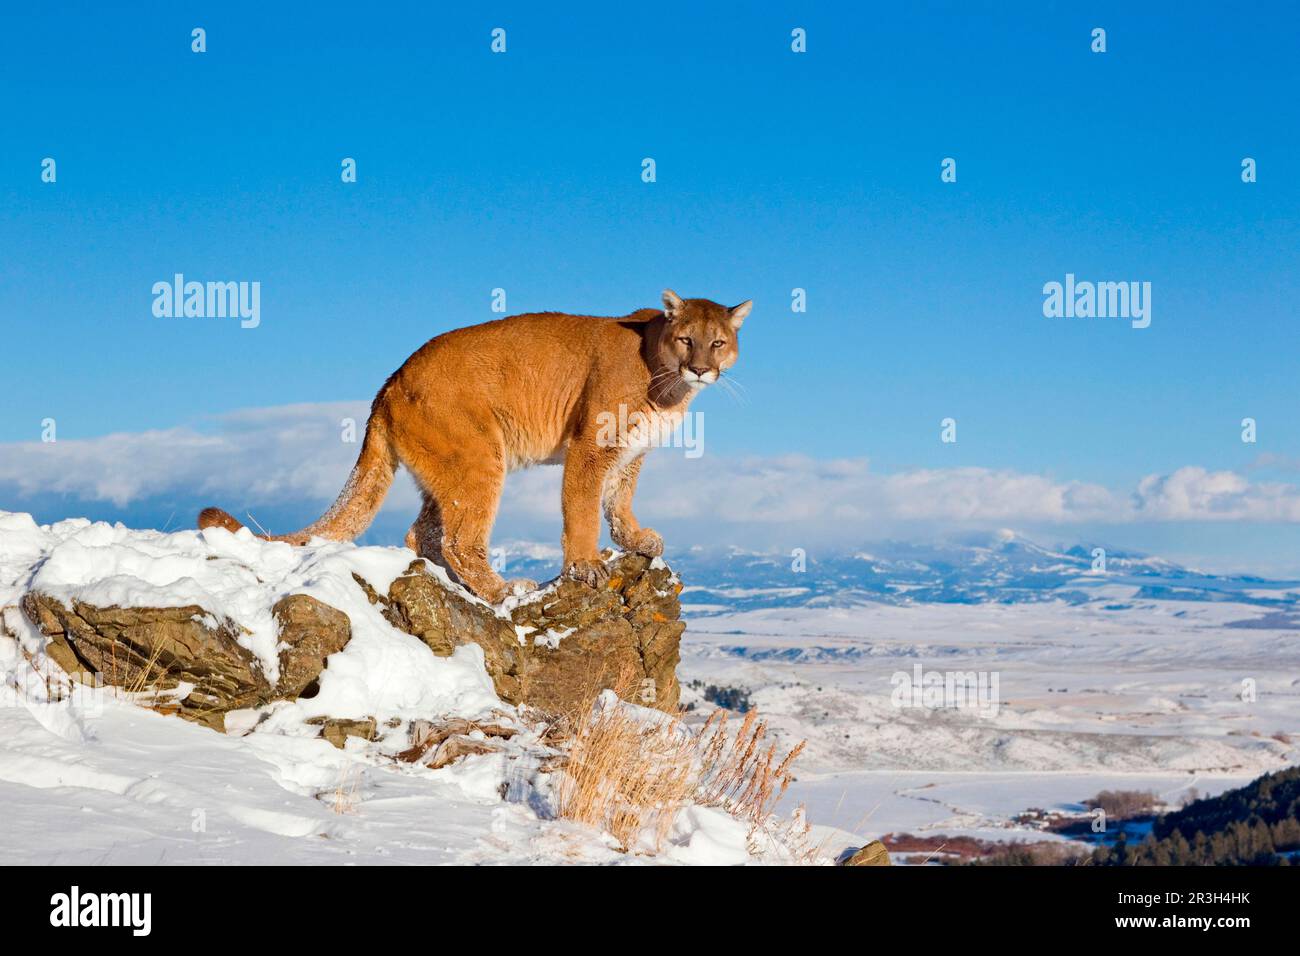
[1,511,684,739]
[0,513,817,865]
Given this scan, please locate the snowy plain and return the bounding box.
[677,579,1298,854]
[1,511,1296,864]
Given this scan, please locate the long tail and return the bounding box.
[198,416,397,544]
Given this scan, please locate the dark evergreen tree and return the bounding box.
[1088,766,1300,866]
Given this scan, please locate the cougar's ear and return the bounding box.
[728,299,752,329]
[662,288,685,321]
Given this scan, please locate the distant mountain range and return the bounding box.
[497,531,1300,618]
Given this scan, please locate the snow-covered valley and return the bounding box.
[2,513,1296,864]
[676,567,1299,857]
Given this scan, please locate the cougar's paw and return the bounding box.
[502,577,539,598]
[564,559,610,589]
[629,528,664,558]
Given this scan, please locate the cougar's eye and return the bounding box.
[676,337,692,348]
[711,340,725,349]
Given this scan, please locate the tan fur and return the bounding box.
[198,290,750,603]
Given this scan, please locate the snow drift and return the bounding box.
[0,511,821,864]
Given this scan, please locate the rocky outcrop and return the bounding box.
[307,716,379,748]
[20,552,684,735]
[273,595,352,699]
[22,593,272,730]
[840,841,892,866]
[381,552,683,715]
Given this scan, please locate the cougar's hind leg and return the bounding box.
[416,457,535,604]
[405,491,447,565]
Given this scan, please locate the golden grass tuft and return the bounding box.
[554,670,808,855]
[554,695,696,851]
[322,765,364,815]
[125,638,169,696]
[696,708,806,825]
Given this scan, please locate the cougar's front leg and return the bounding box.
[602,455,663,557]
[562,442,618,587]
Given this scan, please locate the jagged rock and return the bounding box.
[840,840,892,866]
[21,592,270,731]
[20,591,355,732]
[272,594,351,698]
[309,716,379,749]
[20,550,686,735]
[379,552,683,715]
[380,563,527,702]
[521,553,684,714]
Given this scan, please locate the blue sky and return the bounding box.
[2,2,1299,572]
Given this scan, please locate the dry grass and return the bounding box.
[125,638,169,696]
[322,765,364,814]
[554,670,808,855]
[696,708,806,824]
[554,699,696,851]
[120,638,186,716]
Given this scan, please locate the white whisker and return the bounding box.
[715,372,749,406]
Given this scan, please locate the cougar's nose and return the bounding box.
[688,366,710,377]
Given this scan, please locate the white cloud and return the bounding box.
[1132,466,1300,522]
[0,402,412,510]
[612,457,1122,528]
[3,404,1299,539]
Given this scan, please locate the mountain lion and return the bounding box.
[198,290,750,603]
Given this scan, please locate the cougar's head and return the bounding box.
[658,289,751,390]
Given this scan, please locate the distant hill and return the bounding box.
[1090,766,1300,866]
[496,532,1300,615]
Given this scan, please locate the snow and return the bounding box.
[676,593,1299,859]
[0,512,813,865]
[6,510,1293,864]
[1,512,500,722]
[533,626,574,649]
